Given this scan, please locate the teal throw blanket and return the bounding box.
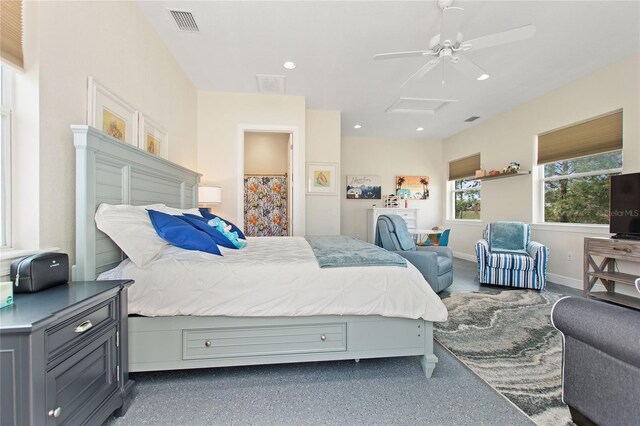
[305,235,407,268]
[489,222,528,254]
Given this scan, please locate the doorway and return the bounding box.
[242,131,292,236]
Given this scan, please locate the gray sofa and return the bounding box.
[375,214,453,293]
[551,296,640,426]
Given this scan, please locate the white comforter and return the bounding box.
[99,237,448,322]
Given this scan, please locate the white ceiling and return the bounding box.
[137,1,640,140]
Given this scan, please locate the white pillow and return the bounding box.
[155,205,202,217]
[95,204,168,267]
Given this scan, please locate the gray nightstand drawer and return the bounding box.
[183,323,347,360]
[46,297,118,362]
[46,327,118,425]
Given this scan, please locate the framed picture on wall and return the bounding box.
[307,162,337,195]
[138,114,168,158]
[396,176,430,199]
[346,175,381,199]
[87,76,138,145]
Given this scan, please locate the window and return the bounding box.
[542,151,622,224]
[1,65,12,247]
[538,111,623,224]
[453,178,481,219]
[449,153,481,220]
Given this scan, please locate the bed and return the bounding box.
[72,125,447,378]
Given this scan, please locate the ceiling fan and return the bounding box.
[374,0,536,87]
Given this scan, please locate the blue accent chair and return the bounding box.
[475,222,548,290]
[376,215,453,293]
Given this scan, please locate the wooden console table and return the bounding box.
[583,237,640,310]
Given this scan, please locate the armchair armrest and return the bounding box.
[416,245,453,260]
[552,297,640,368]
[527,240,548,286]
[394,250,439,288]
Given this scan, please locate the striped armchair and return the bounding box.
[475,222,548,290]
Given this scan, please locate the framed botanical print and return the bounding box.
[307,162,337,195]
[87,76,138,145]
[138,114,168,158]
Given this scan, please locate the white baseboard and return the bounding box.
[547,273,582,290]
[453,251,477,262]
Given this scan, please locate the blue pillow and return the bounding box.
[147,210,221,256]
[198,208,246,240]
[178,215,238,250]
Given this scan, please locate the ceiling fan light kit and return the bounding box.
[374,1,535,88]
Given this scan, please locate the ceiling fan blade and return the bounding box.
[400,59,440,88]
[462,24,536,51]
[453,55,490,81]
[373,50,435,60]
[440,6,464,46]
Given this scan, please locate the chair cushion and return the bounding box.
[437,256,453,275]
[487,222,530,254]
[487,252,535,271]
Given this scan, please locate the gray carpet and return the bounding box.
[106,343,533,425]
[434,290,571,426]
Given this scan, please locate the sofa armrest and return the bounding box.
[395,250,439,288]
[552,297,640,368]
[416,245,452,260]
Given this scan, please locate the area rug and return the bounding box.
[433,290,572,426]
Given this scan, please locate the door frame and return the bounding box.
[236,124,305,236]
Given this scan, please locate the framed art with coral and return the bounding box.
[87,76,138,145]
[396,176,430,199]
[138,114,168,159]
[307,162,337,195]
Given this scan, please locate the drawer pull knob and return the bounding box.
[48,407,62,418]
[205,340,212,347]
[613,247,632,253]
[320,334,327,341]
[74,320,93,333]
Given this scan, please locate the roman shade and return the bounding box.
[537,110,622,165]
[449,153,481,181]
[1,1,23,69]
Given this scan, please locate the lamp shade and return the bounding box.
[198,186,222,204]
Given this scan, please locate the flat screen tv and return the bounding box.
[610,172,640,239]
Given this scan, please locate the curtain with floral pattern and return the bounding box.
[244,176,288,237]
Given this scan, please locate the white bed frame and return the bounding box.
[73,125,438,378]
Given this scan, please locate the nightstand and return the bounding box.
[0,280,133,425]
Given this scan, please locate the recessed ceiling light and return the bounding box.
[354,124,362,129]
[283,61,296,70]
[416,127,424,131]
[477,73,490,81]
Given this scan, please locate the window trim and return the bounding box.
[539,151,622,224]
[1,65,12,248]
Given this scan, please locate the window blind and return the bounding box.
[449,153,480,181]
[537,110,622,165]
[1,1,23,69]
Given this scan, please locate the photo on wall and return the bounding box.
[346,175,381,199]
[396,176,430,199]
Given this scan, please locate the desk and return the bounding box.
[412,228,444,244]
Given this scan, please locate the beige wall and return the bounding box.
[12,1,198,268]
[442,54,640,290]
[197,91,307,235]
[244,132,290,175]
[306,110,341,235]
[341,137,444,240]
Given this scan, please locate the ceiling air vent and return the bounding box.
[465,116,481,122]
[256,75,287,94]
[168,9,200,32]
[386,98,456,115]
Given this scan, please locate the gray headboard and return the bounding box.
[73,125,201,280]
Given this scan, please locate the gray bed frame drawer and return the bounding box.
[46,297,118,362]
[183,323,347,360]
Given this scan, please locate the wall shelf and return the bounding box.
[477,170,531,181]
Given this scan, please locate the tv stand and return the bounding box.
[584,237,640,310]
